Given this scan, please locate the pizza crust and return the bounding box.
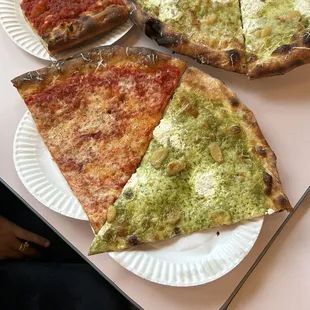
[125,0,309,78]
[21,3,128,55]
[182,67,292,212]
[12,45,186,92]
[247,30,310,79]
[124,0,246,74]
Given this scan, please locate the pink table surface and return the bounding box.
[1,25,310,310]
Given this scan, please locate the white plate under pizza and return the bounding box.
[13,113,263,286]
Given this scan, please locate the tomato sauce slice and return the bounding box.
[21,0,123,35]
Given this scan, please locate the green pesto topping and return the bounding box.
[240,0,310,59]
[137,0,244,50]
[90,81,270,253]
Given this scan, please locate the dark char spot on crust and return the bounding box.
[174,227,181,235]
[292,59,305,67]
[226,50,240,65]
[272,44,292,55]
[264,187,272,196]
[230,97,240,107]
[145,18,162,37]
[263,172,273,187]
[256,146,266,156]
[157,34,181,47]
[145,18,181,47]
[80,15,89,23]
[304,31,310,47]
[276,195,289,209]
[247,54,258,63]
[127,235,138,246]
[124,189,134,200]
[68,24,74,32]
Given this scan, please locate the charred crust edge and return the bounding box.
[41,5,128,54]
[249,32,310,79]
[263,172,273,196]
[11,45,183,89]
[303,30,310,47]
[127,235,139,246]
[255,146,266,157]
[226,49,241,66]
[144,18,182,47]
[125,0,246,73]
[173,227,181,235]
[230,97,240,107]
[275,194,290,211]
[272,44,292,55]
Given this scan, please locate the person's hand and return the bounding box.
[0,215,50,260]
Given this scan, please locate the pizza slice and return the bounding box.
[12,46,187,233]
[124,0,246,73]
[89,67,292,254]
[240,0,310,78]
[20,0,128,55]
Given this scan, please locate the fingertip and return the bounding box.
[44,240,50,247]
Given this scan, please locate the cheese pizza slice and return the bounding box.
[240,0,310,78]
[20,0,128,55]
[124,0,246,73]
[12,46,187,233]
[89,67,292,254]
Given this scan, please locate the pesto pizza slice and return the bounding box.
[125,0,246,73]
[89,67,292,254]
[240,0,310,78]
[12,46,187,234]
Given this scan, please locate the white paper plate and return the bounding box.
[0,0,133,61]
[14,112,263,286]
[110,217,263,286]
[13,111,88,220]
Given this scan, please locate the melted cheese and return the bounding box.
[118,77,136,92]
[194,171,216,197]
[148,0,162,5]
[295,0,310,18]
[153,120,184,149]
[158,0,183,22]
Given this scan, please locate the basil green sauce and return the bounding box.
[241,0,310,59]
[91,82,269,252]
[137,0,244,50]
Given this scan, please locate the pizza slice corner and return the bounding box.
[20,0,129,55]
[240,0,310,78]
[90,66,292,254]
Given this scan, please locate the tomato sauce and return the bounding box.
[25,65,181,116]
[21,0,123,35]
